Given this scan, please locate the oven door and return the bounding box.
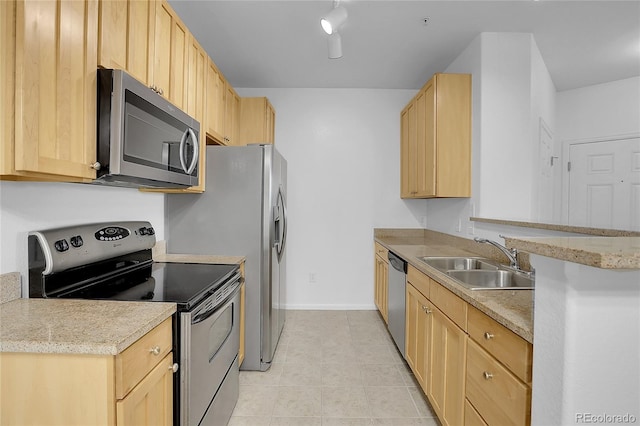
[180,282,241,426]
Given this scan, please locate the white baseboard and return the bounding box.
[283,303,377,310]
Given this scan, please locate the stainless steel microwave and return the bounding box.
[95,69,200,188]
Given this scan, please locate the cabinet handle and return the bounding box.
[149,346,161,356]
[90,162,101,170]
[421,305,432,314]
[158,88,164,96]
[169,363,179,373]
[483,371,493,380]
[484,332,494,340]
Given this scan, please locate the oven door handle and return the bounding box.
[191,280,241,324]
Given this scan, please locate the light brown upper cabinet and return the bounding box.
[97,0,155,86]
[401,73,471,198]
[224,83,240,146]
[98,0,189,110]
[153,0,189,110]
[1,0,98,182]
[239,97,276,145]
[206,59,226,143]
[205,60,240,146]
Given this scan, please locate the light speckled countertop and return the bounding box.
[153,240,245,265]
[0,299,176,355]
[470,217,640,237]
[0,243,241,356]
[504,236,640,269]
[375,229,534,343]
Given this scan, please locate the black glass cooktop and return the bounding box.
[59,262,238,310]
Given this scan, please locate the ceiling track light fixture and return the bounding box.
[327,32,342,59]
[321,2,347,35]
[321,1,347,59]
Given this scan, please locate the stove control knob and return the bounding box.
[54,239,69,252]
[139,227,148,236]
[147,227,155,236]
[70,235,83,248]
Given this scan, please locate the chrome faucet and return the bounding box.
[474,236,520,270]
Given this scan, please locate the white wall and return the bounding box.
[557,76,640,141]
[0,181,165,293]
[237,88,422,309]
[554,76,640,224]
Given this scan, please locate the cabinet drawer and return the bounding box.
[468,306,532,384]
[430,280,467,331]
[115,317,173,399]
[374,242,389,261]
[465,399,489,426]
[407,265,430,299]
[466,340,530,426]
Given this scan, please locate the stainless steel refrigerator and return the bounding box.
[165,144,287,371]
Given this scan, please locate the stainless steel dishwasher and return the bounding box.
[387,251,407,357]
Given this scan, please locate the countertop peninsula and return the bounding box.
[504,236,640,269]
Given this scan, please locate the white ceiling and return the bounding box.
[169,0,640,91]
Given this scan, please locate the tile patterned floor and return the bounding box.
[229,310,440,426]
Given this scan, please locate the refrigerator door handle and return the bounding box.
[277,186,287,262]
[273,205,281,253]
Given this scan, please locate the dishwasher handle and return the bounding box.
[388,252,407,273]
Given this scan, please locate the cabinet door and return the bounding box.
[186,36,206,124]
[434,73,472,197]
[206,60,226,143]
[226,84,240,145]
[98,0,155,86]
[1,0,15,176]
[405,282,431,392]
[374,254,389,323]
[117,353,174,426]
[153,0,188,109]
[225,84,240,145]
[428,306,467,426]
[400,98,419,197]
[14,0,97,180]
[239,97,277,145]
[266,101,275,144]
[418,79,436,197]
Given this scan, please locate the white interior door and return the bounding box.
[567,137,640,230]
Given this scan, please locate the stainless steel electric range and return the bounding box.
[28,221,242,426]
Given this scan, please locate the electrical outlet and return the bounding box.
[457,217,462,232]
[309,272,317,283]
[467,222,475,235]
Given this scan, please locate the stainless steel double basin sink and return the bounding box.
[419,257,534,290]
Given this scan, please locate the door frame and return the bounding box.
[560,132,640,225]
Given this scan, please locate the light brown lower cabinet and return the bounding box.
[404,266,466,426]
[402,263,532,426]
[465,399,489,426]
[0,317,174,426]
[428,304,467,426]
[374,242,389,323]
[405,279,431,391]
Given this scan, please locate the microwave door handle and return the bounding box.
[179,128,199,175]
[178,129,189,173]
[186,128,199,175]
